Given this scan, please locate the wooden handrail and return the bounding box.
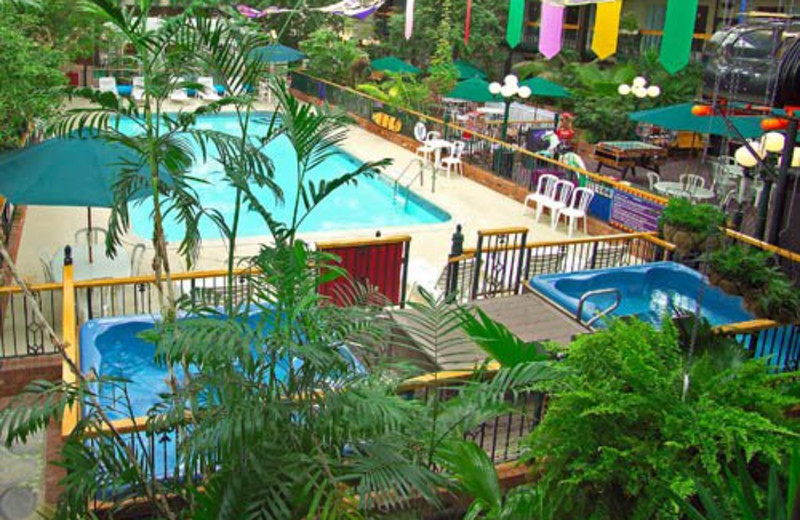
[397,361,501,392]
[724,228,800,263]
[0,281,62,294]
[478,227,529,237]
[61,263,79,438]
[714,318,781,334]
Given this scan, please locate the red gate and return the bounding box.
[316,235,411,307]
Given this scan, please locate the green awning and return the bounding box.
[250,44,307,63]
[443,78,499,103]
[370,57,420,75]
[453,60,488,80]
[519,77,571,98]
[629,103,766,139]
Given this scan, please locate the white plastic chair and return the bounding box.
[169,77,189,102]
[98,77,118,96]
[415,130,441,163]
[540,180,574,229]
[522,173,558,222]
[680,173,705,192]
[554,187,595,237]
[646,171,661,191]
[39,251,55,283]
[132,76,145,101]
[197,77,221,101]
[75,227,108,246]
[442,141,466,178]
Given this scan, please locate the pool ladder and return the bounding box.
[576,288,622,328]
[392,159,433,208]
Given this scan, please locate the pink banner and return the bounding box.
[538,2,564,59]
[405,0,415,40]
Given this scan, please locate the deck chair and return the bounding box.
[169,78,189,102]
[98,77,118,96]
[586,243,630,270]
[132,76,145,101]
[197,77,221,101]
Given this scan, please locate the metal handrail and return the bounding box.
[576,288,622,328]
[392,158,432,208]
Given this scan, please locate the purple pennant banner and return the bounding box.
[539,2,565,60]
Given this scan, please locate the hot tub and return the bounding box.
[528,261,752,328]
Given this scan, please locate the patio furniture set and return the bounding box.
[521,173,595,237]
[413,124,466,179]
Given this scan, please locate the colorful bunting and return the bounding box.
[506,0,525,48]
[464,0,473,45]
[405,0,415,40]
[539,2,565,59]
[659,0,699,74]
[591,0,622,59]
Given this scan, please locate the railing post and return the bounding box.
[472,232,484,301]
[446,224,464,303]
[514,230,528,295]
[62,245,79,437]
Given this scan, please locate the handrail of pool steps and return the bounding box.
[291,71,670,207]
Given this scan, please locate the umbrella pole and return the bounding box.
[87,206,93,264]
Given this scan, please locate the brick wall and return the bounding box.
[0,354,61,398]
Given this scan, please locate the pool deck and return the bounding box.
[391,291,589,370]
[13,99,576,292]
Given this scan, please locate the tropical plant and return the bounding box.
[300,27,369,86]
[0,6,66,149]
[356,72,432,112]
[754,276,800,324]
[672,447,800,520]
[518,319,800,519]
[706,244,777,296]
[660,198,725,255]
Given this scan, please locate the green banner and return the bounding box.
[505,0,525,49]
[659,0,699,74]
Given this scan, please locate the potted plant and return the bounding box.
[659,198,725,256]
[751,276,800,324]
[706,245,775,298]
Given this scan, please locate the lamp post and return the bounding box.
[489,75,532,142]
[734,129,800,243]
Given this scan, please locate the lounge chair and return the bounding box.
[132,76,145,101]
[98,77,118,96]
[169,78,189,102]
[197,77,221,101]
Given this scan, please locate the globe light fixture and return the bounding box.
[487,74,529,141]
[646,85,661,98]
[734,141,766,168]
[618,77,661,99]
[793,147,800,168]
[762,131,786,153]
[518,86,532,99]
[617,84,631,96]
[489,82,502,95]
[632,76,647,88]
[504,74,518,87]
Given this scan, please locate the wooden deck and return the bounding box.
[391,292,590,371]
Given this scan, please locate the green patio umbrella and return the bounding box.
[519,77,571,98]
[250,44,307,63]
[453,60,488,80]
[0,133,169,260]
[443,78,499,103]
[629,103,767,139]
[370,56,420,75]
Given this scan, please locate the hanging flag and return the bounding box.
[659,0,699,74]
[506,0,525,48]
[539,2,565,59]
[405,0,415,39]
[590,0,622,59]
[464,0,473,45]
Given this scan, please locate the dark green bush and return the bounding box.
[659,198,726,236]
[707,245,777,294]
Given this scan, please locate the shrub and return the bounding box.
[754,276,800,324]
[706,245,777,295]
[523,319,799,519]
[660,198,725,235]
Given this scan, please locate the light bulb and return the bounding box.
[634,87,648,99]
[735,144,761,168]
[763,131,786,153]
[500,84,515,98]
[618,84,631,95]
[489,82,501,95]
[646,85,661,97]
[632,76,647,88]
[504,74,518,86]
[793,147,800,167]
[518,86,531,99]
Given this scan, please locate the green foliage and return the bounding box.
[620,11,640,33]
[356,72,432,113]
[459,307,550,367]
[521,319,800,519]
[300,27,369,86]
[672,448,800,520]
[755,276,800,324]
[0,7,65,149]
[381,0,505,78]
[707,245,777,295]
[660,198,725,235]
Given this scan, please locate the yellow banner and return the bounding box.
[591,0,623,60]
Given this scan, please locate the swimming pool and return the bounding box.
[528,262,752,328]
[80,312,364,419]
[119,114,450,240]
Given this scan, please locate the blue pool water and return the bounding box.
[529,262,753,328]
[117,114,450,240]
[80,313,363,419]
